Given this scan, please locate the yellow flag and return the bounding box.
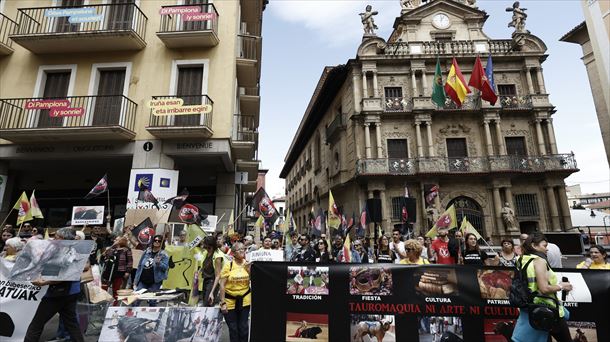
[460,216,483,240]
[328,190,341,229]
[29,190,44,219]
[13,191,33,225]
[44,229,50,240]
[227,209,235,235]
[425,204,458,238]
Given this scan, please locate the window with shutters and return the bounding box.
[497,84,517,96]
[391,197,403,220]
[515,194,539,218]
[38,71,71,128]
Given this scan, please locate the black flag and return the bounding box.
[84,174,108,199]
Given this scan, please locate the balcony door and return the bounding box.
[55,0,84,33]
[447,138,468,171]
[92,69,126,126]
[38,71,71,128]
[106,0,134,31]
[506,136,528,170]
[387,139,410,173]
[175,66,203,126]
[183,0,210,31]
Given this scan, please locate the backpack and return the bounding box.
[508,256,536,308]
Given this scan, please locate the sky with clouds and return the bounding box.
[258,0,610,199]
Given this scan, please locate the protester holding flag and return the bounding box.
[199,235,226,307]
[133,235,169,305]
[462,233,493,265]
[430,227,456,265]
[336,233,361,263]
[219,242,251,342]
[375,235,396,263]
[399,240,430,265]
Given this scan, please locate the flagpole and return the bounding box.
[0,208,16,230]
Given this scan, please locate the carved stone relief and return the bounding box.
[440,189,489,209]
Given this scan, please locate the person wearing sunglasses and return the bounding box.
[133,235,169,306]
[353,240,369,263]
[291,235,316,262]
[315,239,330,263]
[399,239,430,265]
[219,242,252,342]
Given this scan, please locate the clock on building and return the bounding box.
[432,13,451,29]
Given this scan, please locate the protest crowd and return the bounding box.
[1,185,609,342]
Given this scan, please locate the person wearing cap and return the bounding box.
[133,235,169,305]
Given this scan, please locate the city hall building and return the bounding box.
[0,0,265,228]
[281,0,578,240]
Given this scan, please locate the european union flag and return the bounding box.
[485,53,496,91]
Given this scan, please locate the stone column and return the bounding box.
[483,120,493,156]
[546,119,558,154]
[415,122,424,157]
[372,71,379,98]
[421,70,428,96]
[426,121,434,156]
[494,120,506,155]
[536,68,546,93]
[556,186,572,230]
[535,119,547,155]
[362,72,368,98]
[411,71,418,97]
[545,186,561,231]
[364,123,372,158]
[354,120,361,159]
[525,67,535,94]
[375,122,383,158]
[380,189,390,233]
[353,72,362,113]
[493,186,504,234]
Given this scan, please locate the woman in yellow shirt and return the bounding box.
[219,242,251,342]
[577,245,610,270]
[399,239,430,265]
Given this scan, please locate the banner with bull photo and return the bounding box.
[251,263,610,342]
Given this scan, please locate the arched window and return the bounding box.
[447,196,485,237]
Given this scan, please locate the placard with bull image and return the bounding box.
[251,263,610,342]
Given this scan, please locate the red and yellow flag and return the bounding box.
[328,190,341,229]
[444,58,471,107]
[13,191,33,225]
[425,204,458,238]
[342,233,352,263]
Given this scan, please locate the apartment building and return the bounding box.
[281,0,578,240]
[0,0,265,228]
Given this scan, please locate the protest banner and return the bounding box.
[99,306,223,342]
[251,263,610,342]
[71,205,104,225]
[248,249,284,262]
[162,245,199,290]
[0,259,48,342]
[9,240,94,282]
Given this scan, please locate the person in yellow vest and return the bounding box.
[576,245,610,270]
[512,232,573,342]
[399,239,430,265]
[219,242,251,342]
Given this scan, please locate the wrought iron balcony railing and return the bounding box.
[233,114,258,143]
[148,95,213,129]
[0,13,18,51]
[12,3,147,41]
[0,95,136,131]
[385,39,512,56]
[158,3,218,35]
[434,93,481,110]
[356,154,577,176]
[499,95,533,110]
[384,97,413,112]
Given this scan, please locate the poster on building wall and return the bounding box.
[127,169,179,210]
[71,205,105,225]
[0,259,49,342]
[251,263,610,342]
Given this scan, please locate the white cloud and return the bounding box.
[269,0,400,46]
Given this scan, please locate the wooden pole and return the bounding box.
[0,208,16,230]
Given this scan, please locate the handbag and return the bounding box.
[527,294,560,331]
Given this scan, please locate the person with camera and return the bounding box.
[512,232,573,342]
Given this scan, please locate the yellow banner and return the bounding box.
[162,245,199,290]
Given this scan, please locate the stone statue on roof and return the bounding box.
[400,0,415,12]
[506,1,529,34]
[359,5,379,36]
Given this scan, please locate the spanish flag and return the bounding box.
[444,58,471,107]
[425,204,458,238]
[460,216,483,240]
[342,233,352,263]
[328,190,341,229]
[13,191,33,225]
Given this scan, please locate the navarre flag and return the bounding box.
[425,204,458,238]
[29,190,44,219]
[84,174,108,199]
[138,183,160,209]
[13,191,32,225]
[444,57,471,107]
[252,188,279,226]
[460,216,483,240]
[485,53,496,91]
[328,190,341,229]
[424,184,439,205]
[468,55,498,105]
[431,57,447,107]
